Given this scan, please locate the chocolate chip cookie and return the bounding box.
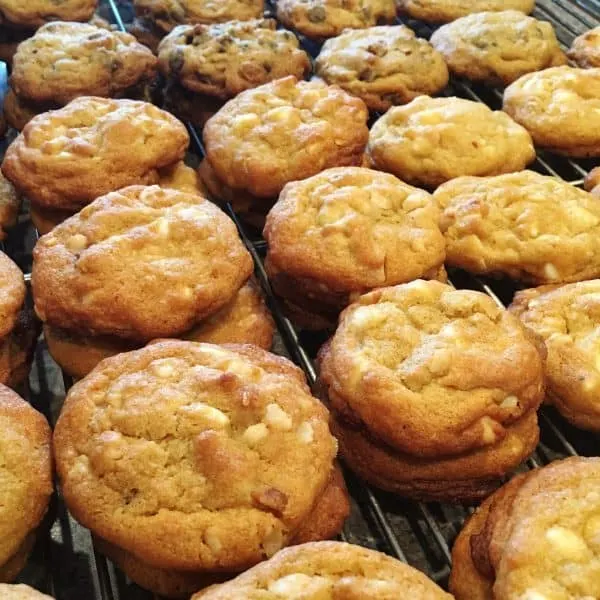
[0,0,97,28]
[397,0,535,23]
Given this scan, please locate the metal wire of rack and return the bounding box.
[1,0,599,598]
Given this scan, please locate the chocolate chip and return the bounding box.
[307,5,327,23]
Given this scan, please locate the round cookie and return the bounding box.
[367,95,535,188]
[0,385,52,582]
[192,541,451,599]
[450,457,600,600]
[0,171,20,240]
[3,88,51,132]
[264,166,445,302]
[568,26,600,68]
[585,166,600,197]
[204,77,369,199]
[54,341,339,576]
[510,281,600,431]
[318,280,545,459]
[32,185,253,341]
[430,11,566,86]
[436,170,600,285]
[396,0,535,23]
[2,97,189,210]
[44,280,275,378]
[10,22,158,106]
[503,66,600,157]
[315,25,449,112]
[158,20,310,100]
[0,0,97,28]
[0,585,53,599]
[276,0,396,40]
[133,0,265,34]
[0,252,25,340]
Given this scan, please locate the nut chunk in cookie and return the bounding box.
[10,22,158,107]
[264,167,446,329]
[192,541,452,599]
[54,341,345,597]
[315,25,448,112]
[503,66,600,157]
[158,20,310,100]
[318,280,544,502]
[450,457,600,600]
[511,281,600,431]
[277,0,396,40]
[397,0,534,24]
[1,97,189,211]
[32,186,253,341]
[203,76,369,199]
[436,171,600,285]
[367,95,534,188]
[430,11,566,86]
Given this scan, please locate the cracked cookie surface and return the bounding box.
[430,11,566,86]
[2,97,189,210]
[315,25,448,112]
[158,20,310,99]
[203,77,369,198]
[54,341,337,572]
[503,66,600,157]
[32,185,253,341]
[436,171,600,284]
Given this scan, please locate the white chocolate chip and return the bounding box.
[150,359,176,378]
[243,423,269,447]
[297,421,314,444]
[179,403,229,427]
[261,527,283,557]
[481,417,498,444]
[264,403,293,431]
[520,591,549,600]
[233,113,260,132]
[153,217,170,237]
[268,574,330,596]
[500,395,519,409]
[67,233,88,252]
[543,263,560,281]
[204,527,222,553]
[583,515,600,550]
[546,526,590,561]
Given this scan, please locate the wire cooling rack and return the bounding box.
[1,0,599,597]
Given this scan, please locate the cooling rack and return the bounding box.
[1,0,599,597]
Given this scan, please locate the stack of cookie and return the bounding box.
[5,21,158,131]
[32,185,276,378]
[264,167,446,329]
[0,253,38,390]
[129,0,265,52]
[157,19,310,127]
[0,0,98,65]
[1,96,191,233]
[54,340,349,597]
[201,76,369,228]
[319,280,545,502]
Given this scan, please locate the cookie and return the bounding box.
[0,171,20,240]
[158,20,310,100]
[0,252,25,340]
[503,66,600,157]
[319,281,544,458]
[585,166,600,197]
[430,11,566,86]
[54,341,341,588]
[10,22,158,106]
[0,585,53,599]
[568,26,600,68]
[134,0,265,34]
[315,25,448,112]
[32,185,253,341]
[0,0,97,28]
[192,541,452,599]
[436,171,600,284]
[396,0,534,23]
[264,167,446,318]
[3,88,52,132]
[127,16,163,53]
[450,457,600,600]
[276,0,396,40]
[2,97,189,210]
[367,96,535,188]
[0,385,52,582]
[510,281,600,431]
[44,280,275,378]
[204,77,369,198]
